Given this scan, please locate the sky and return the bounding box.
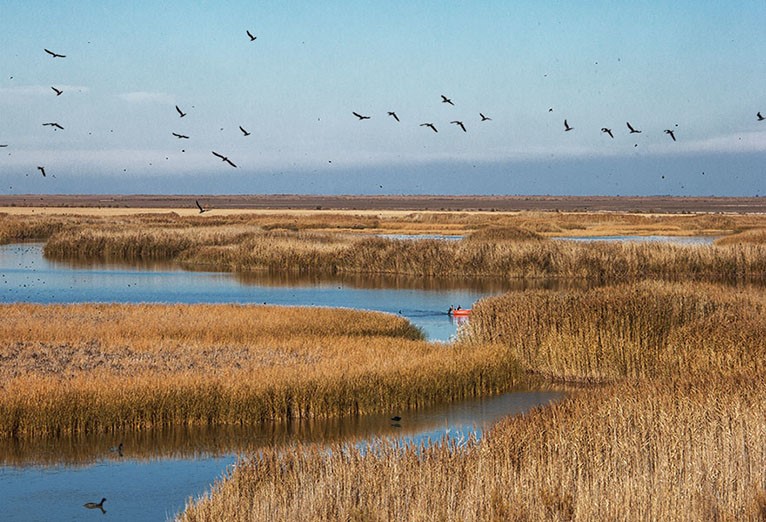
[1,1,765,197]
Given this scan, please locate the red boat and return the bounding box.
[448,308,471,317]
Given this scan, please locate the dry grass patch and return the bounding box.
[0,304,522,438]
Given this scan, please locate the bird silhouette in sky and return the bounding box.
[564,119,574,132]
[626,121,642,134]
[239,126,251,136]
[441,95,454,106]
[480,113,492,121]
[175,105,187,118]
[420,123,438,132]
[172,132,189,139]
[352,111,371,120]
[212,151,237,168]
[450,120,467,132]
[43,122,64,130]
[664,129,677,141]
[44,48,65,58]
[758,112,765,121]
[0,144,8,148]
[51,86,63,96]
[387,111,400,122]
[37,166,46,177]
[195,200,208,213]
[246,30,257,41]
[601,127,614,138]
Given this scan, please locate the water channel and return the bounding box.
[0,242,568,521]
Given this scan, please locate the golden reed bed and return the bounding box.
[180,282,766,521]
[0,304,521,438]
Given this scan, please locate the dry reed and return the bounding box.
[0,304,522,438]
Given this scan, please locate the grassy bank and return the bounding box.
[179,281,766,521]
[0,304,522,438]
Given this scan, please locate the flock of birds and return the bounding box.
[4,33,765,209]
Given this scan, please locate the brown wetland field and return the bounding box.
[2,196,766,521]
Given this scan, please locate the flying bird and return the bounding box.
[44,48,65,58]
[758,112,765,121]
[626,121,642,134]
[387,111,400,122]
[246,30,257,41]
[564,119,574,132]
[212,151,237,168]
[37,166,46,177]
[239,126,251,136]
[195,200,208,213]
[420,123,438,132]
[601,127,614,138]
[664,129,677,141]
[352,111,370,120]
[51,86,63,96]
[175,105,187,118]
[480,113,492,121]
[43,122,64,130]
[441,95,454,106]
[172,132,189,139]
[0,144,8,147]
[450,120,467,132]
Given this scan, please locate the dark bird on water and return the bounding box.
[44,48,66,58]
[626,121,642,134]
[51,86,63,96]
[387,111,400,122]
[239,125,251,136]
[110,442,124,457]
[246,30,257,41]
[564,119,574,132]
[420,122,438,133]
[172,132,189,139]
[43,122,64,130]
[758,112,765,122]
[601,127,614,138]
[450,120,467,132]
[390,416,402,422]
[664,129,677,141]
[195,200,208,213]
[83,498,106,513]
[480,113,492,121]
[441,95,454,106]
[212,151,237,168]
[37,166,46,177]
[352,111,370,120]
[175,105,187,118]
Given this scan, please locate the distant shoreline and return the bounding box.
[1,194,765,214]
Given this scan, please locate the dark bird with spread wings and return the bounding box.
[387,111,400,122]
[664,129,677,141]
[480,113,492,121]
[239,126,251,136]
[172,132,189,139]
[175,105,187,118]
[758,112,765,122]
[212,151,237,168]
[450,120,466,132]
[601,127,614,138]
[420,123,438,133]
[626,121,642,134]
[564,119,574,132]
[37,166,46,177]
[44,48,66,58]
[441,95,454,106]
[247,30,257,41]
[43,122,64,130]
[352,111,371,120]
[195,200,208,213]
[51,86,63,96]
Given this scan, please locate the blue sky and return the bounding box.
[1,1,765,196]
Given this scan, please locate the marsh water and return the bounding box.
[0,242,568,521]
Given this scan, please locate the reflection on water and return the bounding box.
[553,235,718,245]
[0,390,563,522]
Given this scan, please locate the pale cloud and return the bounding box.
[117,91,174,104]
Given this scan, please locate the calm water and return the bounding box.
[553,234,718,245]
[0,242,564,521]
